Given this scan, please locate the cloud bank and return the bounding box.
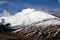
[0,1,6,5]
[58,0,60,3]
[0,8,57,26]
[0,10,10,17]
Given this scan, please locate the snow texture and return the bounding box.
[0,8,57,26]
[0,8,60,38]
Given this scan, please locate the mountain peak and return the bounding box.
[0,8,57,26]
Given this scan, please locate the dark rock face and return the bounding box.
[0,25,60,40]
[15,25,60,39]
[0,18,60,40]
[0,23,16,32]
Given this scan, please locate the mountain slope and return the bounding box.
[0,8,57,26]
[0,8,60,39]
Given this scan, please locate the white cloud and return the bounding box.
[15,8,35,18]
[0,8,57,26]
[58,0,60,3]
[2,10,10,16]
[52,7,60,17]
[0,1,6,5]
[0,10,10,17]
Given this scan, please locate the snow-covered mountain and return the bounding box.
[0,8,57,26]
[0,8,60,38]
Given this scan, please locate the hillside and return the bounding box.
[0,24,60,40]
[0,9,60,40]
[0,18,60,40]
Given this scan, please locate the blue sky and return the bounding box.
[0,0,60,15]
